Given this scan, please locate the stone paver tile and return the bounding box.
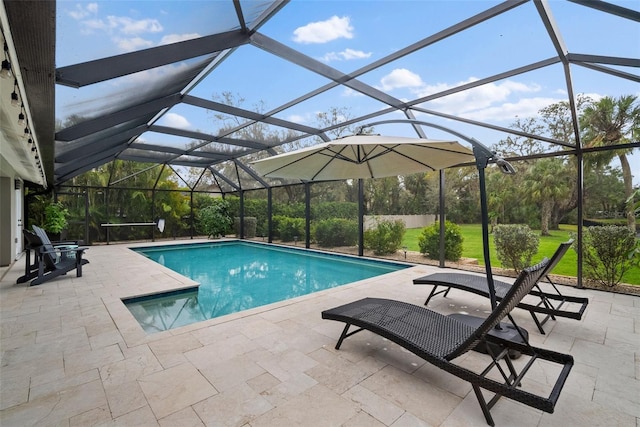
[185,334,259,366]
[69,406,112,426]
[342,410,386,427]
[571,338,636,377]
[259,372,317,407]
[1,351,64,384]
[138,362,217,420]
[111,404,159,426]
[342,384,404,425]
[594,371,640,418]
[30,368,100,401]
[158,406,205,427]
[605,327,640,349]
[256,349,318,382]
[193,382,273,427]
[196,353,266,392]
[442,390,542,427]
[63,342,123,375]
[561,368,596,401]
[147,332,203,368]
[246,372,281,395]
[0,370,29,410]
[0,330,36,351]
[250,384,357,427]
[100,346,164,387]
[413,359,472,399]
[104,379,149,418]
[611,304,640,319]
[361,365,461,426]
[306,348,378,395]
[0,379,107,426]
[89,328,124,350]
[239,317,283,340]
[539,393,636,426]
[2,339,66,366]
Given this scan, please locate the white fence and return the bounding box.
[363,214,436,231]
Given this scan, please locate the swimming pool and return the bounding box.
[125,241,409,333]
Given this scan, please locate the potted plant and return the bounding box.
[42,201,69,241]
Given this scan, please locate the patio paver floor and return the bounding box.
[1,240,638,426]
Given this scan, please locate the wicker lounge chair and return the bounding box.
[322,259,573,426]
[26,225,89,286]
[413,240,588,334]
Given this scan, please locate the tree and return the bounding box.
[495,95,593,229]
[581,95,640,233]
[522,158,572,236]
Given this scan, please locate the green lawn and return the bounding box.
[403,224,640,285]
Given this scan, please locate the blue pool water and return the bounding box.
[126,241,408,333]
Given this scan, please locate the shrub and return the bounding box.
[43,202,69,234]
[418,220,463,261]
[234,217,257,238]
[196,199,233,238]
[493,224,539,272]
[273,215,305,242]
[573,225,638,287]
[312,202,358,221]
[364,219,405,255]
[314,218,358,247]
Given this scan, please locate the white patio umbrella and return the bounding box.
[251,134,475,180]
[251,131,513,313]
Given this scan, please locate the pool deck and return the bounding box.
[1,239,638,426]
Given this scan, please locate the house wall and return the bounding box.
[0,176,16,267]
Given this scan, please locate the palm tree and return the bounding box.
[581,95,640,233]
[523,158,572,236]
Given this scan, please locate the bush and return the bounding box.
[234,217,257,238]
[314,218,358,247]
[196,199,233,238]
[493,224,539,272]
[43,202,69,234]
[364,219,405,255]
[573,225,638,287]
[273,215,305,242]
[418,220,463,261]
[312,202,358,221]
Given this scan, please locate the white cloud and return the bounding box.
[115,37,153,52]
[377,69,564,122]
[342,88,365,97]
[286,113,312,124]
[160,33,201,45]
[293,16,353,44]
[69,3,98,20]
[379,68,424,91]
[161,113,191,129]
[77,10,163,39]
[321,48,372,62]
[462,97,561,121]
[106,16,163,35]
[417,77,543,116]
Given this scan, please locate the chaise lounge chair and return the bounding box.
[413,240,588,334]
[24,225,89,286]
[322,258,573,426]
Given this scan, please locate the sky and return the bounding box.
[55,1,639,184]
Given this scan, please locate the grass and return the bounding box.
[403,224,640,285]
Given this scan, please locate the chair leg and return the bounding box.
[472,384,496,427]
[424,285,450,305]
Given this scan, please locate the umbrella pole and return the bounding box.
[477,164,497,311]
[470,141,500,312]
[358,179,364,257]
